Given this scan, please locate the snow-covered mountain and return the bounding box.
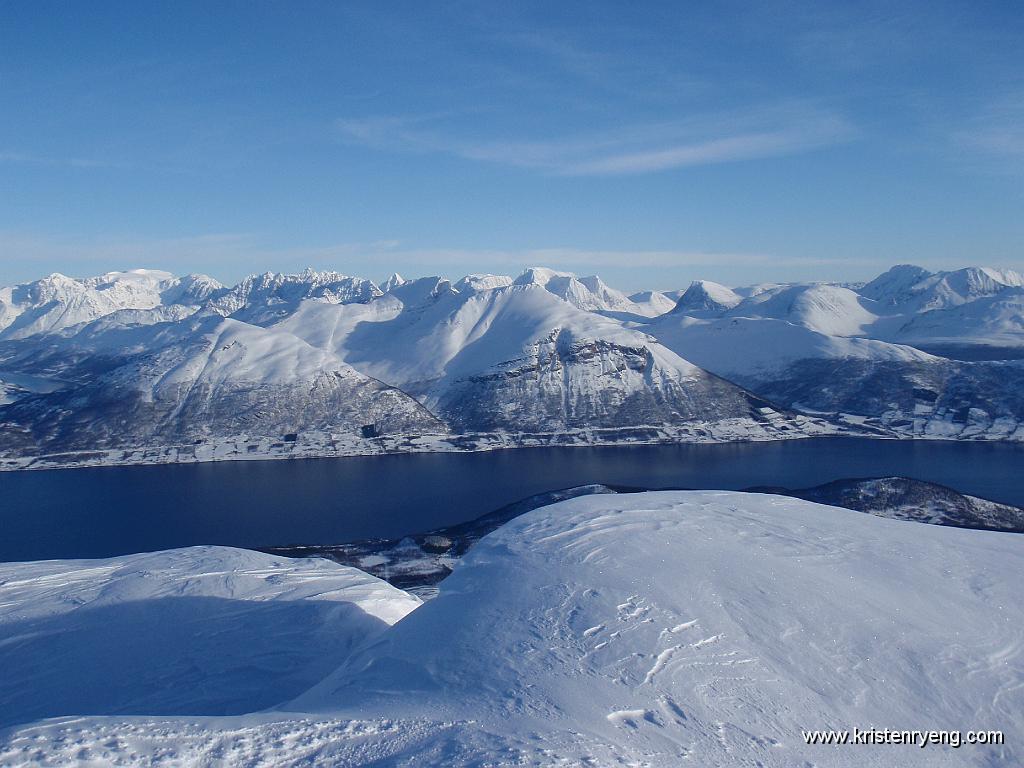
[204,268,382,325]
[2,262,1024,466]
[863,264,1023,313]
[646,264,1024,439]
[276,274,778,433]
[628,289,683,316]
[0,314,442,456]
[514,266,648,315]
[661,265,1024,349]
[672,279,741,314]
[0,269,223,340]
[3,491,1019,766]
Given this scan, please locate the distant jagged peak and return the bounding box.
[227,268,382,301]
[381,272,408,293]
[513,267,639,313]
[859,264,933,303]
[513,266,576,287]
[672,279,741,314]
[384,274,460,305]
[160,273,226,305]
[975,266,1024,286]
[453,274,513,293]
[88,268,178,288]
[861,263,1023,310]
[238,267,363,288]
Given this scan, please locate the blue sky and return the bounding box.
[1,0,1022,291]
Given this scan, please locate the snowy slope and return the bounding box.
[2,491,1019,766]
[718,283,877,336]
[650,313,933,380]
[0,546,418,728]
[886,289,1024,348]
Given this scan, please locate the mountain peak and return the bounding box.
[381,272,407,292]
[513,267,576,287]
[672,280,740,314]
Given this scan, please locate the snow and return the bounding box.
[380,272,408,293]
[651,314,934,379]
[4,262,1024,468]
[0,270,222,340]
[1,491,1020,766]
[627,289,679,316]
[278,278,707,405]
[514,267,646,314]
[672,279,741,314]
[153,316,359,387]
[718,283,877,336]
[452,273,513,292]
[0,546,418,729]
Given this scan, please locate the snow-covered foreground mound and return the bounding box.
[2,492,1021,766]
[0,547,419,728]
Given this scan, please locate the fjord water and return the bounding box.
[1,437,1022,562]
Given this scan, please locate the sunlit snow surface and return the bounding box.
[1,492,1021,766]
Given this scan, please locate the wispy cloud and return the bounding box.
[952,91,1024,172]
[336,105,857,176]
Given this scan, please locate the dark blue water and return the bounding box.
[1,438,1021,562]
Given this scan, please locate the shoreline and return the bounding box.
[0,413,848,472]
[3,411,1022,473]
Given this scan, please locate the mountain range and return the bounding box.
[1,263,1022,466]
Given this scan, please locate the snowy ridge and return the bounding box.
[1,491,1019,766]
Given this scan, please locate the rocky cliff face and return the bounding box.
[435,331,766,432]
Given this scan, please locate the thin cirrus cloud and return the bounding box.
[336,106,857,176]
[952,92,1024,172]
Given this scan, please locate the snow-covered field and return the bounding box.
[1,491,1020,766]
